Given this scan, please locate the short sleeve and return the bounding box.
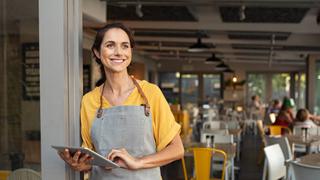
[80,96,94,150]
[148,85,181,151]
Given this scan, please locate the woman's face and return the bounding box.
[95,28,132,73]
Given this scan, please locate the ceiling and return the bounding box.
[84,0,320,70]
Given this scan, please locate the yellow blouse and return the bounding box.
[80,80,181,151]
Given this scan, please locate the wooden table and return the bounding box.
[297,153,320,167]
[286,135,320,153]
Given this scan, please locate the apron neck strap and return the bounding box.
[131,76,150,116]
[96,76,150,118]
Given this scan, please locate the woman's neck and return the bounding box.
[103,71,134,96]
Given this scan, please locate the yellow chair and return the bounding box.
[181,158,188,180]
[0,170,11,180]
[189,148,227,180]
[268,125,291,135]
[256,120,266,165]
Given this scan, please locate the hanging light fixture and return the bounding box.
[205,53,221,64]
[215,61,229,71]
[239,5,246,21]
[232,74,238,83]
[188,37,209,52]
[135,3,143,18]
[223,67,234,73]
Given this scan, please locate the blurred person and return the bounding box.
[249,95,263,120]
[274,97,295,127]
[295,108,320,128]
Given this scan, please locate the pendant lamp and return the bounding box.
[205,53,221,64]
[223,67,234,73]
[215,62,229,71]
[188,37,209,52]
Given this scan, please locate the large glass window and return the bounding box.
[247,73,267,103]
[315,61,320,114]
[0,0,40,172]
[181,74,199,109]
[203,74,221,103]
[159,72,180,104]
[295,73,306,109]
[271,73,291,100]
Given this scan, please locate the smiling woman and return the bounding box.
[58,23,184,180]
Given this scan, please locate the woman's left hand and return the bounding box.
[107,148,143,170]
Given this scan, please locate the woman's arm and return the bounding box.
[107,133,184,170]
[309,114,320,122]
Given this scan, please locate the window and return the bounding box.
[0,0,40,172]
[181,74,199,109]
[272,73,291,100]
[315,61,320,114]
[159,72,180,104]
[247,73,267,103]
[203,74,221,103]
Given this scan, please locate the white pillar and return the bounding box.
[39,0,82,179]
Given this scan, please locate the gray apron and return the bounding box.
[89,78,161,180]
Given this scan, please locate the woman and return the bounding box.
[295,108,320,128]
[274,97,295,127]
[59,23,184,179]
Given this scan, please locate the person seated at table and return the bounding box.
[274,97,295,127]
[295,108,320,128]
[267,99,281,115]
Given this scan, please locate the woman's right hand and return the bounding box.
[58,149,93,172]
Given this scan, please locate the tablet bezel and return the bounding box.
[52,145,120,168]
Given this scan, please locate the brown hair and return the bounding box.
[91,23,135,86]
[295,108,309,122]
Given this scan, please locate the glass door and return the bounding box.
[0,0,40,172]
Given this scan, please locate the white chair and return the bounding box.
[263,144,286,180]
[226,121,239,129]
[202,121,221,130]
[289,161,320,180]
[213,134,234,144]
[265,136,293,161]
[292,126,319,154]
[7,168,41,180]
[200,129,229,143]
[212,134,234,180]
[264,136,293,180]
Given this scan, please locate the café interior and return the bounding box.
[1,0,320,179]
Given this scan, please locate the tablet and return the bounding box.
[52,145,120,168]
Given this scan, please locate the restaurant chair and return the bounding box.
[265,136,293,161]
[263,144,286,180]
[292,126,319,154]
[268,125,291,136]
[264,136,293,180]
[203,121,228,130]
[7,168,40,180]
[201,129,229,143]
[225,121,240,129]
[289,161,320,180]
[190,147,227,180]
[0,170,11,180]
[181,157,188,180]
[257,120,267,165]
[212,134,234,179]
